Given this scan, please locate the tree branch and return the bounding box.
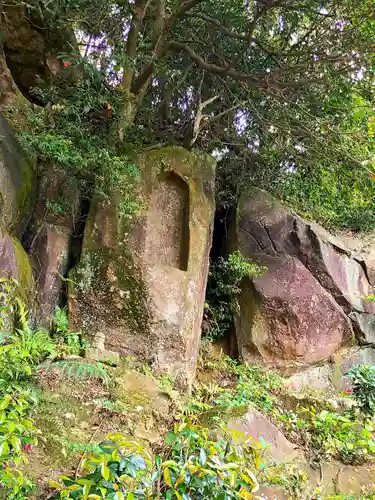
[167,41,331,90]
[123,0,150,91]
[167,41,260,85]
[166,0,206,28]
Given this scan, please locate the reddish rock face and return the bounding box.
[233,188,367,367]
[238,190,375,316]
[236,254,352,366]
[229,406,300,463]
[31,226,71,324]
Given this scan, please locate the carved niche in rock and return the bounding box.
[144,171,189,271]
[69,147,216,386]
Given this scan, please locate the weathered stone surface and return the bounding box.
[238,188,374,315]
[229,406,300,463]
[335,346,375,374]
[288,365,334,393]
[0,113,35,236]
[340,230,375,286]
[30,225,71,323]
[235,253,352,366]
[69,147,215,385]
[286,346,375,393]
[349,311,375,344]
[0,46,23,108]
[307,461,375,496]
[25,165,79,324]
[257,486,288,500]
[233,188,375,365]
[0,229,33,324]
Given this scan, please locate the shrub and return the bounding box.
[51,306,87,356]
[0,298,56,384]
[54,419,264,499]
[0,386,39,498]
[348,365,375,415]
[205,251,266,340]
[308,409,375,464]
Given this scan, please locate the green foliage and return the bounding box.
[307,409,375,464]
[215,365,282,415]
[37,360,111,388]
[348,365,375,415]
[0,386,39,498]
[0,296,56,384]
[54,419,265,499]
[51,306,87,356]
[271,94,375,232]
[52,306,70,334]
[196,347,375,467]
[0,276,18,331]
[205,252,266,340]
[18,59,141,218]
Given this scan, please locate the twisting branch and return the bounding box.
[166,0,206,28]
[190,94,219,146]
[122,0,151,92]
[167,41,261,84]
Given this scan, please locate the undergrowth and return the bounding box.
[1,279,375,498]
[204,251,266,340]
[193,344,375,468]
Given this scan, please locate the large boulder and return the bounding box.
[229,406,300,463]
[0,113,35,323]
[236,254,352,366]
[233,188,375,366]
[0,113,35,236]
[0,229,34,330]
[69,147,215,386]
[238,188,374,315]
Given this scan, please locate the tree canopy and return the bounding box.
[4,0,375,230]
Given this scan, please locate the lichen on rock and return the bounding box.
[69,147,216,387]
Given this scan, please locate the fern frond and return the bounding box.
[51,306,69,334]
[15,297,29,330]
[37,361,111,387]
[10,327,56,363]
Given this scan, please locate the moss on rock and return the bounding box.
[12,236,34,298]
[0,113,36,236]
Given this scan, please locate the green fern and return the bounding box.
[15,297,29,331]
[9,326,56,364]
[51,306,69,334]
[37,361,111,387]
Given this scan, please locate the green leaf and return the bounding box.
[101,463,110,480]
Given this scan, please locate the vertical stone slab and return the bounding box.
[0,113,35,236]
[69,147,215,385]
[0,113,35,325]
[25,164,79,325]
